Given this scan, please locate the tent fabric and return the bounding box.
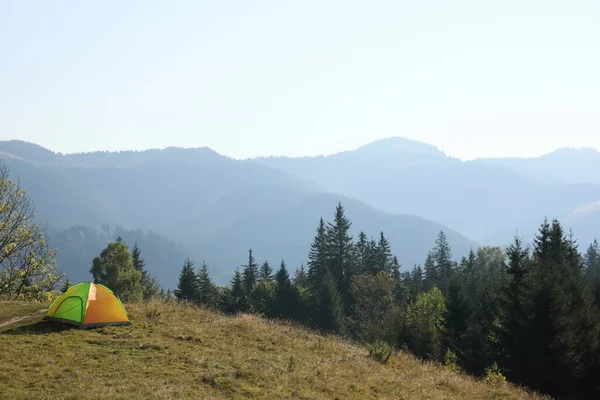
[44,283,130,329]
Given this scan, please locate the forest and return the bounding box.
[165,203,600,400]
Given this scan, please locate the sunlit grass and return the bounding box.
[0,299,547,399]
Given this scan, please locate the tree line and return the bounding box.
[174,203,600,400]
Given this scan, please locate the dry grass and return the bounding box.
[0,300,547,400]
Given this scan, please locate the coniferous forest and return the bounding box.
[174,202,600,400]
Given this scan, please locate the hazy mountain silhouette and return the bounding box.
[0,140,476,287]
[469,147,600,185]
[256,137,600,246]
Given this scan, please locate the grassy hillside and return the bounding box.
[0,300,545,399]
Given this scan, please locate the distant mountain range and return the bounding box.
[256,138,600,249]
[0,139,478,288]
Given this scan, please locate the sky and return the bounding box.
[1,0,599,160]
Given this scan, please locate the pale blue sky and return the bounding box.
[1,0,599,160]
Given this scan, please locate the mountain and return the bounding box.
[256,137,600,245]
[0,140,476,287]
[469,147,600,185]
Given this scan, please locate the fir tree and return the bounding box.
[196,261,218,308]
[355,231,369,274]
[423,251,436,291]
[445,277,472,362]
[242,249,259,295]
[131,242,158,300]
[174,258,198,302]
[584,239,600,307]
[325,202,356,313]
[497,236,534,386]
[293,263,307,288]
[315,269,346,334]
[260,261,273,282]
[376,231,392,274]
[432,231,454,296]
[524,219,600,398]
[229,269,245,312]
[364,239,379,275]
[272,260,300,320]
[307,218,328,292]
[391,255,402,303]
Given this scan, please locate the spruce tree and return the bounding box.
[376,231,392,274]
[524,219,600,398]
[432,231,454,296]
[391,256,402,304]
[196,261,218,308]
[445,277,472,361]
[260,261,273,282]
[307,218,329,296]
[242,249,259,295]
[315,269,346,334]
[584,239,600,307]
[131,242,158,300]
[355,231,369,274]
[272,260,299,320]
[230,269,246,312]
[497,236,534,386]
[174,258,198,302]
[364,239,379,275]
[325,203,357,314]
[423,251,436,291]
[293,263,307,288]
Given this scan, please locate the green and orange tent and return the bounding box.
[44,282,130,329]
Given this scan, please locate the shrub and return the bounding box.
[367,340,394,364]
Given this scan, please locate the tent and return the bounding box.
[44,282,130,329]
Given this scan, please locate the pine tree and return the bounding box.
[445,277,472,362]
[432,231,453,296]
[376,231,392,274]
[307,218,329,297]
[423,251,436,291]
[497,236,534,386]
[584,239,600,307]
[524,219,600,398]
[462,249,478,302]
[131,242,158,300]
[355,231,369,274]
[260,261,273,282]
[391,255,402,304]
[364,239,379,275]
[229,269,245,312]
[174,258,198,302]
[242,249,259,295]
[315,269,346,334]
[196,261,218,308]
[272,260,300,320]
[325,202,357,313]
[293,263,307,288]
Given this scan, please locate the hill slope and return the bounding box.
[0,300,545,400]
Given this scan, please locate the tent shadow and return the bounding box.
[0,320,75,335]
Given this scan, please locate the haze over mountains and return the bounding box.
[1,137,599,289]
